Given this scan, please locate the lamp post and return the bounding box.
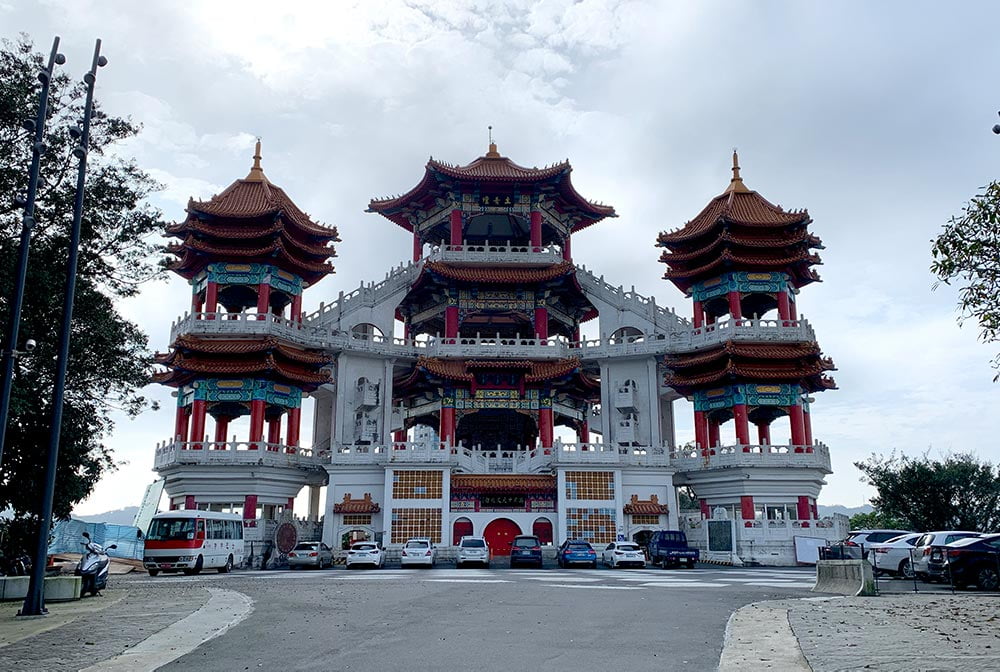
[20,39,107,618]
[0,37,65,468]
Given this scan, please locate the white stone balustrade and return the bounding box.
[427,242,564,265]
[154,440,328,470]
[667,442,832,473]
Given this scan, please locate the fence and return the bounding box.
[48,519,144,561]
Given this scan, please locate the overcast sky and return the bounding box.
[4,0,999,515]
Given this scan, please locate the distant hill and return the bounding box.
[818,504,873,518]
[74,506,140,527]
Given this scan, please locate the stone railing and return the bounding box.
[304,260,423,327]
[428,242,564,265]
[668,442,832,472]
[574,265,688,332]
[153,440,329,470]
[553,441,673,467]
[454,446,553,474]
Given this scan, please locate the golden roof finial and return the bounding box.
[485,124,500,158]
[725,148,749,194]
[245,137,266,181]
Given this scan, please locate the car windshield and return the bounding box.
[461,539,486,548]
[618,544,640,551]
[405,540,430,548]
[949,537,984,548]
[567,543,591,551]
[353,543,377,551]
[660,532,685,543]
[147,518,196,541]
[513,538,537,547]
[293,543,318,551]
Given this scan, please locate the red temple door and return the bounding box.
[483,518,521,556]
[453,518,473,544]
[532,518,553,545]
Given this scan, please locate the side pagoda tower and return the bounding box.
[154,141,339,529]
[657,152,836,524]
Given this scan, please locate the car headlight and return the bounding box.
[178,555,194,562]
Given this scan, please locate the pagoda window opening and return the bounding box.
[609,326,644,345]
[463,213,529,246]
[351,323,385,342]
[741,293,779,321]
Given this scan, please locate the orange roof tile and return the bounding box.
[450,474,556,494]
[423,260,574,284]
[333,493,380,514]
[623,494,669,515]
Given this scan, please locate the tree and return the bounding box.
[931,180,1000,380]
[0,36,163,554]
[855,452,1000,532]
[848,510,908,532]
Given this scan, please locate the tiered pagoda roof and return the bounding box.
[154,336,332,389]
[421,260,576,284]
[368,142,616,232]
[395,356,599,394]
[661,341,837,396]
[166,141,340,285]
[657,152,823,292]
[450,474,556,495]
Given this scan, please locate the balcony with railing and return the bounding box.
[426,242,565,266]
[154,440,329,470]
[668,442,832,473]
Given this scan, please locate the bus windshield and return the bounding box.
[147,518,197,541]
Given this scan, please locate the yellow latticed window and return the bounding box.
[390,508,442,543]
[342,514,372,526]
[631,514,660,526]
[392,470,443,499]
[564,471,614,500]
[565,507,616,544]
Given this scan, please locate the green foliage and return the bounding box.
[931,180,1000,380]
[855,452,1000,532]
[676,486,699,511]
[0,36,163,553]
[848,510,908,532]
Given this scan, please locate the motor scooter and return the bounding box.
[75,532,117,596]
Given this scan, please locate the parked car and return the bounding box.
[400,538,436,568]
[456,536,490,568]
[509,535,543,568]
[557,540,598,568]
[911,531,981,582]
[820,529,913,560]
[345,540,385,569]
[943,533,1000,590]
[648,530,699,568]
[865,533,922,578]
[287,541,334,569]
[602,541,646,568]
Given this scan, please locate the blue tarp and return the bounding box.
[48,519,144,560]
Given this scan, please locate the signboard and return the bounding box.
[133,480,165,535]
[707,520,734,553]
[793,535,827,565]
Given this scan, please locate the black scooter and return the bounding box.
[75,532,117,596]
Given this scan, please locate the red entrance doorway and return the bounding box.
[483,518,521,556]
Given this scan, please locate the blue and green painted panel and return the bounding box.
[178,379,302,408]
[691,271,789,302]
[193,263,303,296]
[693,383,801,411]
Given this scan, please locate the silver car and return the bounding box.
[287,541,334,569]
[911,531,981,582]
[456,536,490,568]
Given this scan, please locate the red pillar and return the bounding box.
[440,407,456,446]
[449,209,463,247]
[756,421,771,445]
[392,429,406,443]
[797,496,811,521]
[243,495,257,522]
[256,282,271,320]
[579,420,590,443]
[169,501,178,511]
[789,297,798,321]
[740,495,755,521]
[534,306,548,339]
[708,419,720,448]
[694,410,708,451]
[249,399,265,448]
[562,235,571,260]
[727,291,742,321]
[789,404,806,451]
[777,290,791,322]
[192,292,203,315]
[287,407,301,449]
[213,415,230,449]
[174,405,190,442]
[699,499,710,519]
[693,300,704,329]
[733,403,750,449]
[267,416,281,446]
[538,407,554,448]
[445,305,459,340]
[189,400,207,449]
[184,495,196,510]
[803,407,813,449]
[290,294,302,323]
[204,281,218,319]
[810,499,819,520]
[530,209,542,250]
[286,497,295,514]
[413,232,422,261]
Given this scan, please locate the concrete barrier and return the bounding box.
[812,559,876,596]
[0,575,82,602]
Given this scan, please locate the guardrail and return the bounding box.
[428,242,564,265]
[668,442,832,472]
[153,440,329,470]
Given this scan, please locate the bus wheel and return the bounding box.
[183,556,204,576]
[217,555,233,574]
[147,569,160,577]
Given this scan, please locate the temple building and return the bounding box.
[152,142,843,565]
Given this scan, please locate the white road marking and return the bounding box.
[81,587,253,672]
[543,584,644,590]
[425,579,512,584]
[641,581,729,587]
[524,576,600,582]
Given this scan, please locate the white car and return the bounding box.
[865,533,921,578]
[400,538,436,568]
[602,541,646,568]
[288,541,334,569]
[911,531,981,581]
[346,541,385,569]
[456,536,490,568]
